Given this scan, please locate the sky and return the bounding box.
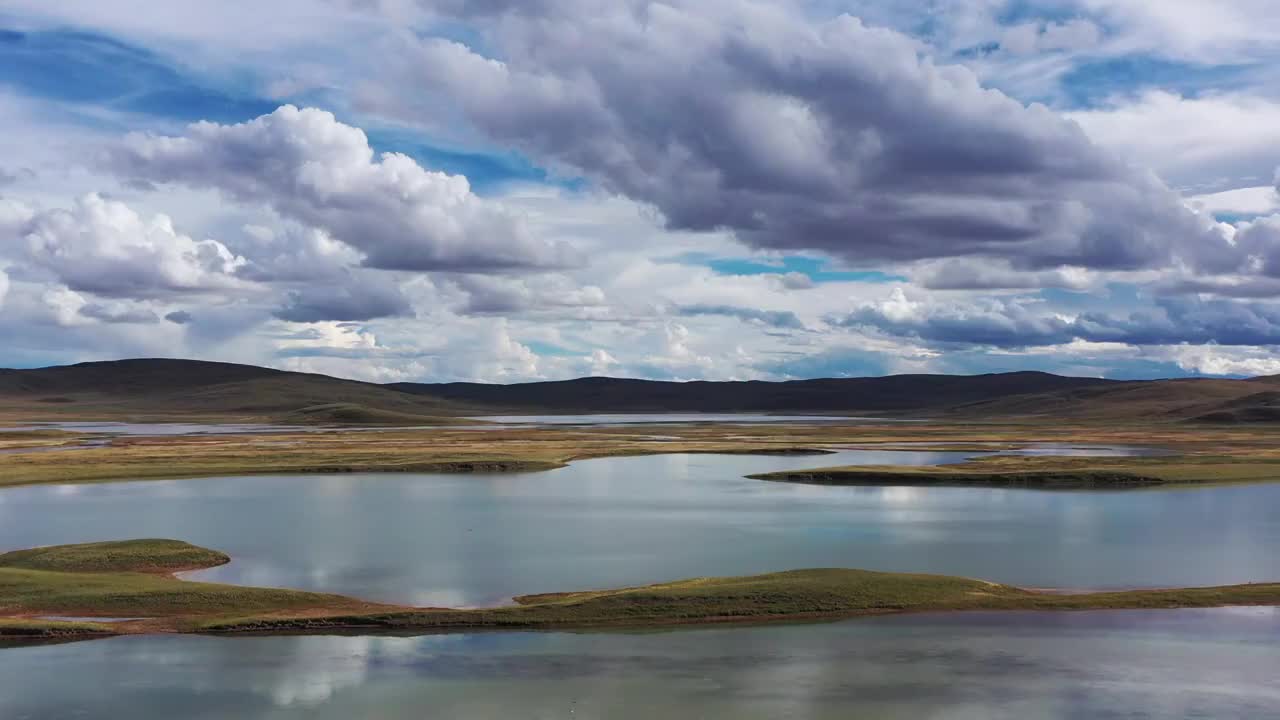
[2,1,1280,383]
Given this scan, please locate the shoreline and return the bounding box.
[2,540,1278,644]
[2,419,1278,491]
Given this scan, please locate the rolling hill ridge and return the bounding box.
[1,359,1278,424]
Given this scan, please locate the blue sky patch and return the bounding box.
[1060,56,1254,107]
[676,253,906,284]
[995,1,1082,26]
[366,128,563,194]
[0,28,276,124]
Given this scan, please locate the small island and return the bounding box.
[3,540,1278,641]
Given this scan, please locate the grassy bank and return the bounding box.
[0,539,230,574]
[1,541,1278,641]
[0,540,387,634]
[2,421,1280,490]
[749,453,1280,488]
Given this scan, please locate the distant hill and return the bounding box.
[391,372,1118,415]
[394,372,1280,422]
[0,359,467,424]
[955,375,1280,423]
[4,359,1279,424]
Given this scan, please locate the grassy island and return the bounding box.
[2,540,1278,642]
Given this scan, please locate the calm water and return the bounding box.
[0,422,319,436]
[0,451,1277,605]
[3,449,1279,718]
[2,609,1277,719]
[467,413,903,424]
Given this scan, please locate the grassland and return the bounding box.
[1,420,1280,489]
[1,540,1277,641]
[0,539,230,574]
[0,541,390,638]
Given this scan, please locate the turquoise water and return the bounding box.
[2,608,1278,719]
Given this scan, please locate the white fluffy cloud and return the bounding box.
[1189,186,1280,218]
[1074,0,1280,63]
[108,106,579,272]
[1068,92,1280,192]
[15,194,246,298]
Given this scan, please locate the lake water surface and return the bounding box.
[1,450,1277,605]
[2,608,1277,719]
[2,447,1278,719]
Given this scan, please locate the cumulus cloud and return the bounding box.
[1068,92,1280,192]
[779,272,816,290]
[913,259,1093,291]
[274,276,413,323]
[234,225,363,283]
[1070,0,1280,63]
[79,301,161,324]
[678,303,805,329]
[165,310,193,324]
[14,194,246,298]
[388,1,1237,276]
[640,322,714,377]
[1189,186,1280,219]
[1172,345,1280,377]
[0,196,35,234]
[588,348,619,376]
[449,274,606,315]
[840,288,1280,348]
[107,105,579,272]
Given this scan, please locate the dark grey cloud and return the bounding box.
[79,302,160,324]
[450,274,606,315]
[164,311,194,324]
[679,303,805,329]
[107,106,580,273]
[838,291,1280,347]
[393,1,1241,276]
[274,278,413,323]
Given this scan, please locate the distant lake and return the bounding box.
[0,414,909,437]
[3,608,1277,718]
[0,422,314,436]
[468,413,910,424]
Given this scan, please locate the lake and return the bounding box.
[0,450,1276,605]
[1,447,1277,718]
[2,608,1277,719]
[467,413,912,424]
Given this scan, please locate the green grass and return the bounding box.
[0,541,376,630]
[0,539,229,574]
[3,540,1279,640]
[0,618,116,638]
[749,456,1280,488]
[0,567,360,617]
[747,467,1168,488]
[201,569,1280,634]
